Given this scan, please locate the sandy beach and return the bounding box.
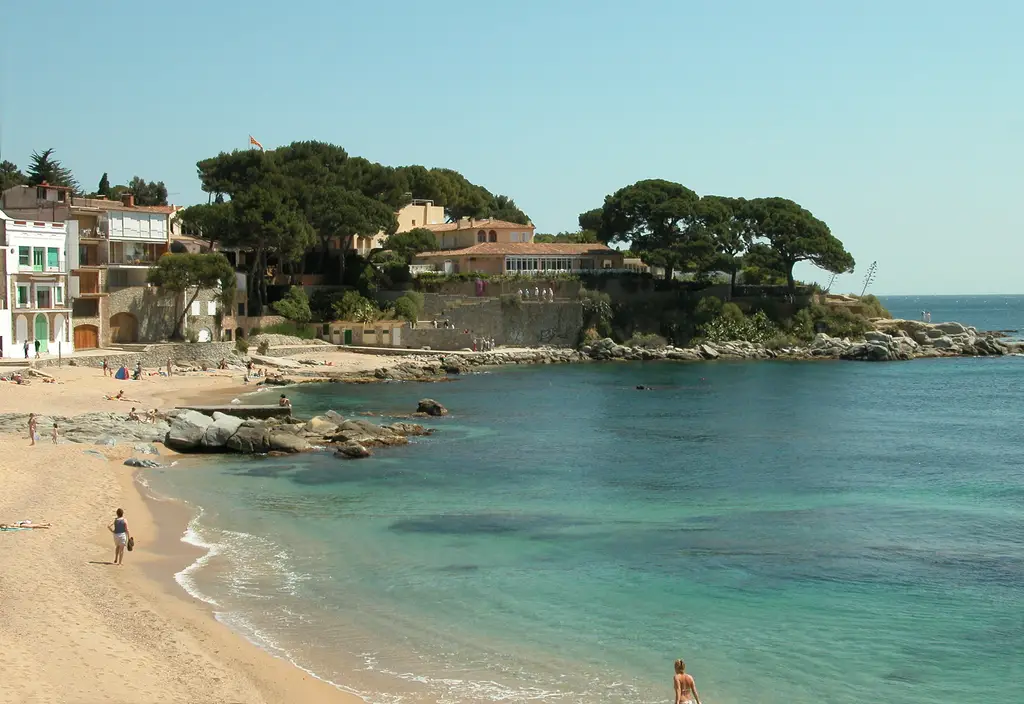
[0,348,411,704]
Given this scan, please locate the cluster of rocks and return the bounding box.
[0,412,169,445]
[579,319,1019,364]
[163,405,439,460]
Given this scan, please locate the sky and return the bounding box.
[2,0,1021,294]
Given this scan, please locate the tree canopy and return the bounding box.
[1,160,26,192]
[384,228,440,260]
[147,253,236,340]
[127,176,169,206]
[272,286,312,323]
[583,179,855,291]
[26,148,80,193]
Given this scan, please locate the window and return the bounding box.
[16,286,28,307]
[36,187,46,199]
[477,230,486,243]
[191,301,201,316]
[488,230,497,242]
[412,220,417,226]
[18,246,30,267]
[237,302,246,317]
[73,299,99,317]
[57,190,66,203]
[47,248,60,270]
[207,301,217,315]
[510,232,519,242]
[33,248,44,271]
[36,288,51,309]
[55,287,63,304]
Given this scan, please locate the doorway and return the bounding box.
[34,314,49,353]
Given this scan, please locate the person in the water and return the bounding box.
[673,659,701,704]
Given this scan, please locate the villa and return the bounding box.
[412,241,624,276]
[0,210,74,358]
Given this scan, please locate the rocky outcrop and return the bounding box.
[0,412,170,446]
[416,399,448,416]
[161,410,431,458]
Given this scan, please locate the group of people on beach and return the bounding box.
[26,413,58,446]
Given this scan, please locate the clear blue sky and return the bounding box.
[2,0,1020,294]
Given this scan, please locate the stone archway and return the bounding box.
[110,312,139,344]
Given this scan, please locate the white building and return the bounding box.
[0,210,74,358]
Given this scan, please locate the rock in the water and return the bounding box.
[269,432,310,453]
[202,412,244,448]
[124,458,161,468]
[331,419,408,447]
[226,425,270,453]
[416,399,448,416]
[324,410,345,424]
[383,422,432,437]
[165,410,214,451]
[133,443,160,456]
[305,415,339,435]
[334,441,372,459]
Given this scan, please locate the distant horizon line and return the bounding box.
[874,293,1024,297]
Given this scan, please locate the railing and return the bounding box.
[19,260,68,273]
[79,225,109,239]
[108,256,160,267]
[409,264,437,277]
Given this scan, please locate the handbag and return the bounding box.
[126,536,135,552]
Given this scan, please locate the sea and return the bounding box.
[140,295,1024,704]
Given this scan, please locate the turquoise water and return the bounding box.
[142,298,1024,704]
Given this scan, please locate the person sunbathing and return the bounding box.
[127,407,142,421]
[1,521,52,530]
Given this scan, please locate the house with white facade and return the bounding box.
[0,209,73,358]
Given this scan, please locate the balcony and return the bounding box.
[108,242,166,267]
[79,224,109,239]
[19,260,67,274]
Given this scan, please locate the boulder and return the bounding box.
[863,331,892,344]
[334,441,372,459]
[226,425,270,453]
[201,412,244,448]
[931,336,955,350]
[324,410,345,424]
[123,458,162,468]
[305,415,340,436]
[165,411,214,451]
[269,432,310,453]
[935,322,967,335]
[417,399,448,416]
[698,344,720,360]
[331,419,408,447]
[250,355,302,369]
[384,422,432,437]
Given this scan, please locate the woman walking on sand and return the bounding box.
[108,508,131,565]
[28,413,38,446]
[673,659,701,704]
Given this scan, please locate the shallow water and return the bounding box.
[144,348,1024,704]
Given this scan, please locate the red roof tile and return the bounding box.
[416,242,617,258]
[422,218,535,233]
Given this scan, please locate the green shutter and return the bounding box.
[32,248,44,272]
[47,248,59,270]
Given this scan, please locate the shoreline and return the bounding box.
[130,462,368,703]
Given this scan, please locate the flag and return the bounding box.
[249,135,264,151]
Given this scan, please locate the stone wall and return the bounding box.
[106,286,177,343]
[435,299,583,347]
[400,328,474,350]
[30,340,332,370]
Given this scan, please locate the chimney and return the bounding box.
[121,193,135,208]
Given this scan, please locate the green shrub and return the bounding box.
[700,310,781,344]
[271,286,312,323]
[256,339,271,355]
[393,295,419,323]
[186,329,199,343]
[763,333,802,350]
[626,332,668,349]
[332,291,380,323]
[235,337,249,354]
[791,303,872,341]
[856,294,891,318]
[261,321,317,339]
[695,296,723,323]
[720,302,745,324]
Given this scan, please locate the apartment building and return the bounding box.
[0,210,73,357]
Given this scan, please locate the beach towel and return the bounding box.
[115,366,129,380]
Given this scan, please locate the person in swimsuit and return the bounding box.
[673,659,701,704]
[108,508,131,566]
